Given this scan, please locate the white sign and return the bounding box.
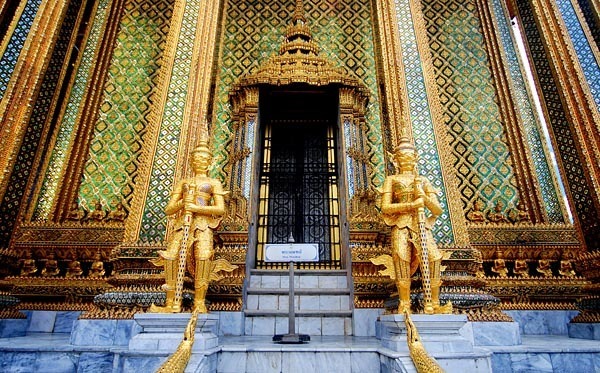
[264,243,319,262]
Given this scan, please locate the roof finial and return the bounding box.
[293,0,306,24]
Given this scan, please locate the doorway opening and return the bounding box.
[255,86,342,269]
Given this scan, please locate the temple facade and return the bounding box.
[0,0,599,371]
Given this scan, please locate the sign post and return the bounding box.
[266,243,318,344]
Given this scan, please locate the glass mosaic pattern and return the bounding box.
[0,0,81,245]
[212,0,384,190]
[422,0,519,215]
[517,0,599,245]
[34,0,112,220]
[557,0,600,110]
[78,0,172,216]
[394,0,454,244]
[491,0,564,222]
[0,0,42,100]
[139,0,199,241]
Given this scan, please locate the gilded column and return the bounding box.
[526,0,600,245]
[53,0,127,221]
[474,0,546,222]
[0,0,70,202]
[373,0,412,147]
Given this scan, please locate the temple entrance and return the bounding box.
[254,86,342,269]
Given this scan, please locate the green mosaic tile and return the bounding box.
[422,0,519,218]
[394,0,454,244]
[139,0,199,241]
[78,0,172,216]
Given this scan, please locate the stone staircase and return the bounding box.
[244,269,353,336]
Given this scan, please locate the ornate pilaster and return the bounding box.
[514,0,600,248]
[372,0,412,147]
[0,0,70,202]
[53,0,128,222]
[474,0,546,223]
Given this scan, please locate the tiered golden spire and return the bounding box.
[231,0,367,91]
[279,0,319,56]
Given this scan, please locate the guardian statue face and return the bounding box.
[393,138,417,173]
[191,142,212,174]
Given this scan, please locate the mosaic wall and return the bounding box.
[517,0,600,246]
[0,0,82,246]
[138,0,200,240]
[33,0,112,220]
[557,0,600,109]
[421,0,519,214]
[393,0,453,244]
[491,0,564,223]
[0,0,42,101]
[78,0,173,215]
[211,0,384,191]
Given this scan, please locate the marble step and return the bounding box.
[244,310,353,317]
[246,293,351,312]
[247,287,351,295]
[249,270,350,290]
[243,314,353,336]
[217,342,382,373]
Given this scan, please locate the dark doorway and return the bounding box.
[255,86,341,269]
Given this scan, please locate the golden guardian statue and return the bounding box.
[372,137,450,315]
[150,141,236,313]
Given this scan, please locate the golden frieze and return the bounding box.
[12,224,125,258]
[483,277,590,304]
[110,241,165,259]
[16,301,95,312]
[81,305,143,320]
[457,307,514,322]
[0,309,27,319]
[349,230,386,244]
[467,224,580,246]
[353,281,392,295]
[207,299,242,312]
[207,284,243,295]
[500,302,577,311]
[574,251,600,281]
[214,246,248,265]
[353,297,385,309]
[5,277,113,299]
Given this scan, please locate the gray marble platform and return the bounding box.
[378,314,474,353]
[505,310,578,336]
[484,335,600,373]
[568,322,600,340]
[217,335,382,373]
[129,313,218,352]
[377,314,494,372]
[71,319,141,346]
[471,321,521,346]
